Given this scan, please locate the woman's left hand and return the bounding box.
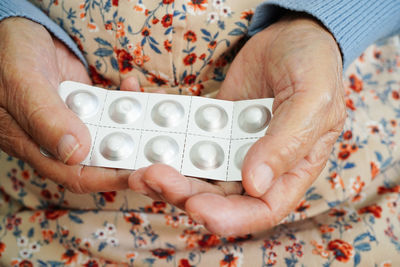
[129,14,346,236]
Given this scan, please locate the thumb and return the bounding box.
[4,54,91,165]
[216,36,274,101]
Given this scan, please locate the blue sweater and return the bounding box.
[1,0,400,70]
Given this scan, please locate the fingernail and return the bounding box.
[189,213,205,225]
[57,134,80,163]
[250,163,274,196]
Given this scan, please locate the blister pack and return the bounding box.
[57,81,274,181]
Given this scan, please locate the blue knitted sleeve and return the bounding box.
[249,0,400,70]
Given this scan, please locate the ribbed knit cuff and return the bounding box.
[249,0,400,70]
[0,0,87,67]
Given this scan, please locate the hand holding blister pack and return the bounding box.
[57,81,273,181]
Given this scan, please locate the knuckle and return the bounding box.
[274,134,302,165]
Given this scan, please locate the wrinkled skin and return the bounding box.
[0,18,134,193]
[129,14,346,236]
[0,15,346,236]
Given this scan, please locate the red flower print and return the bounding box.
[83,259,99,267]
[112,0,118,6]
[358,204,382,218]
[295,200,310,212]
[227,234,252,243]
[161,14,173,28]
[327,239,353,262]
[240,9,254,21]
[151,248,175,259]
[100,191,117,202]
[41,189,52,200]
[142,27,151,36]
[152,18,159,24]
[392,91,399,100]
[21,170,30,180]
[163,0,174,4]
[349,74,363,93]
[89,66,112,86]
[329,208,347,218]
[124,212,144,226]
[115,49,134,74]
[164,40,172,52]
[178,259,193,267]
[346,98,356,111]
[45,210,68,220]
[42,229,55,243]
[370,161,379,179]
[343,130,352,140]
[338,150,350,160]
[187,0,208,14]
[199,53,206,60]
[18,260,33,267]
[208,40,217,50]
[183,53,197,65]
[146,72,169,86]
[184,31,197,42]
[61,249,78,264]
[215,57,228,67]
[390,119,397,127]
[105,23,113,30]
[220,253,239,267]
[187,84,203,95]
[197,234,220,248]
[183,74,197,85]
[378,185,400,194]
[0,242,5,256]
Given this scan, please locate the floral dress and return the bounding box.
[0,0,400,266]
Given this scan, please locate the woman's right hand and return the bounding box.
[0,18,130,193]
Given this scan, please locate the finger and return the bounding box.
[2,58,91,165]
[120,76,141,92]
[0,20,92,165]
[241,86,345,197]
[0,107,130,193]
[186,131,337,236]
[128,164,229,209]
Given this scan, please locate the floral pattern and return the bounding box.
[0,0,399,266]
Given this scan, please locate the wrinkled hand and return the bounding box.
[0,18,135,193]
[129,14,346,235]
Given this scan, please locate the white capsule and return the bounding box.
[66,90,99,119]
[238,105,271,133]
[109,97,141,124]
[144,136,179,164]
[195,104,228,132]
[190,141,224,170]
[100,132,134,161]
[151,100,185,128]
[234,142,253,169]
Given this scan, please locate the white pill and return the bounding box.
[238,105,271,133]
[234,142,253,169]
[195,104,228,132]
[100,132,134,161]
[151,100,185,128]
[144,136,179,164]
[109,97,141,124]
[66,90,99,118]
[190,141,224,170]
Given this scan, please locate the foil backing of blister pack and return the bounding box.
[58,81,274,181]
